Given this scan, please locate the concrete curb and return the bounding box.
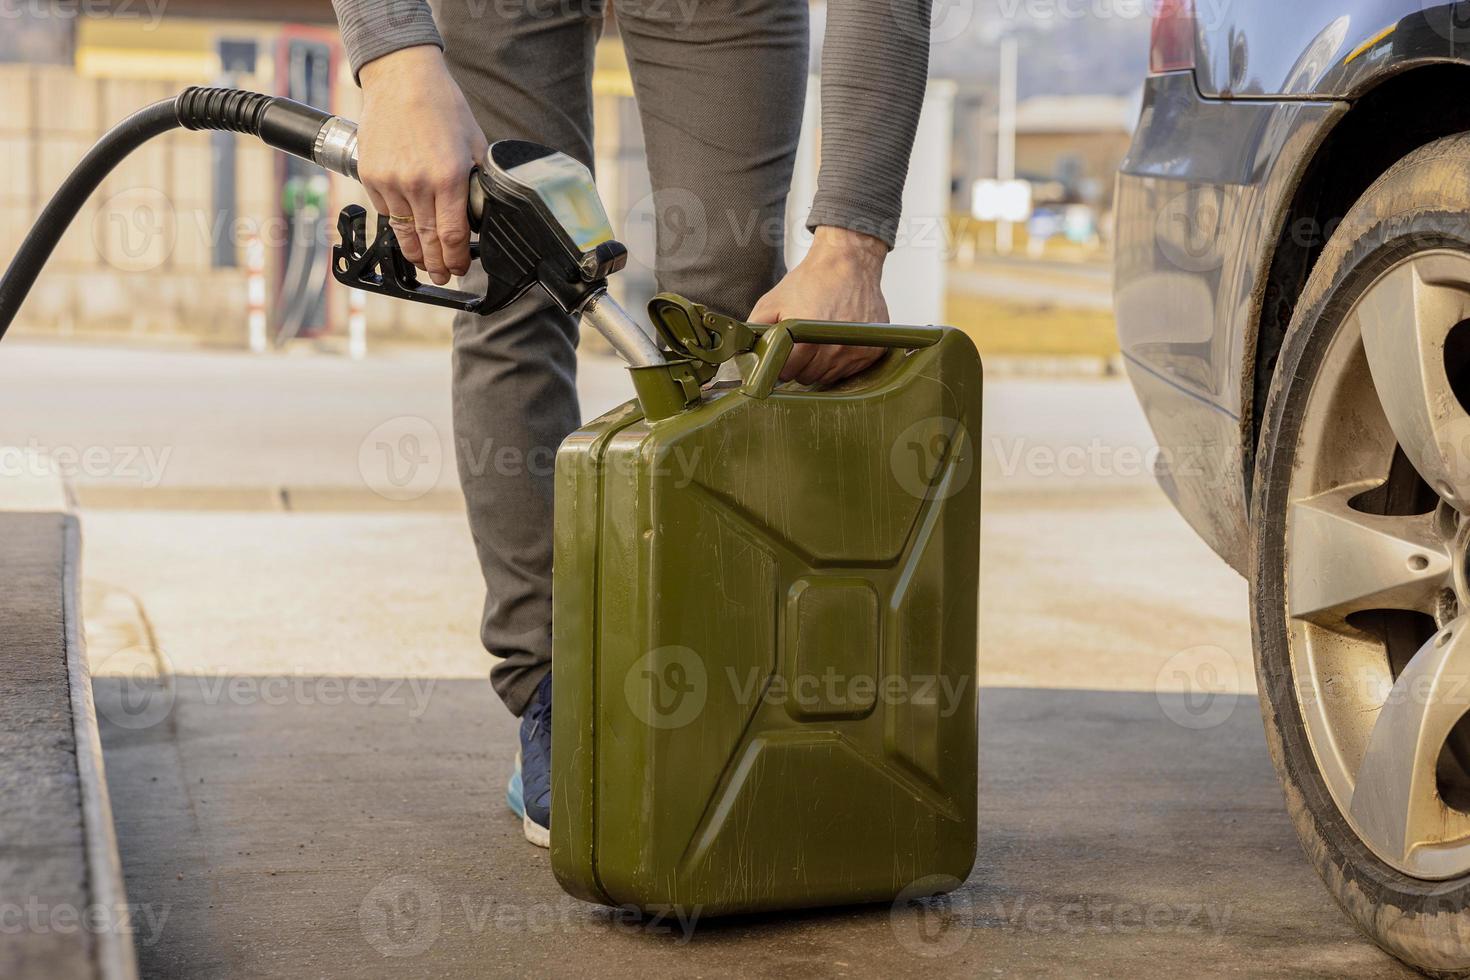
[63,514,138,980]
[1,455,137,980]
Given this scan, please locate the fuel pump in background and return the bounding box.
[273,32,336,345]
[277,172,330,345]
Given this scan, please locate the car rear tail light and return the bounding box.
[1149,0,1196,74]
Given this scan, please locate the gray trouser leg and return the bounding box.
[451,276,579,716]
[436,0,602,716]
[435,0,806,715]
[617,0,808,310]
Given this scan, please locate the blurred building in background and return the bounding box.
[0,1,690,347]
[948,90,1140,259]
[948,81,994,217]
[0,1,954,347]
[0,1,1159,350]
[1013,94,1136,211]
[936,19,1145,261]
[0,1,381,345]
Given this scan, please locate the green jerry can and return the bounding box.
[550,293,982,916]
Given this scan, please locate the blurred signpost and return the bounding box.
[972,179,1032,223]
[994,34,1019,254]
[972,177,1033,255]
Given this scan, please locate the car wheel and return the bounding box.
[1253,134,1470,976]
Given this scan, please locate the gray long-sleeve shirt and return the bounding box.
[332,1,930,249]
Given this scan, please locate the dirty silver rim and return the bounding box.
[1287,249,1470,880]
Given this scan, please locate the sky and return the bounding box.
[812,0,1154,98]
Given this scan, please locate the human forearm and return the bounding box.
[807,0,932,248]
[331,0,444,82]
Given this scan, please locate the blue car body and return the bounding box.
[1116,0,1470,570]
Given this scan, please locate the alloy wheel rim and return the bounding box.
[1287,249,1470,880]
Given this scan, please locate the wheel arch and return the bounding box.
[1247,64,1470,498]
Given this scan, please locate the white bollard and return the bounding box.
[348,288,367,360]
[245,235,267,354]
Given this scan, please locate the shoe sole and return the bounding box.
[509,751,550,848]
[523,812,550,848]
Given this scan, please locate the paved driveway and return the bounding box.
[0,341,1403,976]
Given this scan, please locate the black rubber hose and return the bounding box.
[0,98,181,341]
[0,88,337,342]
[176,86,331,159]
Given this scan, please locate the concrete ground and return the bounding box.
[0,341,1409,976]
[94,684,1413,978]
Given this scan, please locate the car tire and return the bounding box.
[1253,134,1470,977]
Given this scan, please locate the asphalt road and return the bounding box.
[949,257,1113,311]
[0,341,1399,976]
[0,341,1161,500]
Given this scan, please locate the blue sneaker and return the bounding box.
[505,674,551,847]
[506,757,525,817]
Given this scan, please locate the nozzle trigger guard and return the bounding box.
[331,205,492,313]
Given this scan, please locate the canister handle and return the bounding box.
[742,321,947,400]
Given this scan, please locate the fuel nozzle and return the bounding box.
[329,134,665,368]
[0,86,665,370]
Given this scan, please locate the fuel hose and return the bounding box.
[0,87,667,370]
[0,87,361,342]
